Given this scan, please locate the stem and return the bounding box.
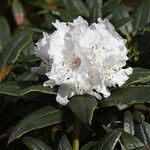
[134,104,150,112]
[125,33,132,43]
[72,116,81,150]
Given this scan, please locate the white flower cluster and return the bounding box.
[33,16,132,105]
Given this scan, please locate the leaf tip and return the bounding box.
[7,133,17,145]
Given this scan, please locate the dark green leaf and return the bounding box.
[135,121,150,145]
[0,30,33,69]
[99,86,150,107]
[80,141,99,150]
[58,9,78,22]
[98,130,122,150]
[21,39,35,57]
[58,134,72,150]
[44,13,56,29]
[90,0,103,23]
[132,0,150,29]
[125,68,150,86]
[68,95,97,124]
[121,132,145,150]
[0,81,56,96]
[132,146,147,150]
[115,17,133,30]
[62,0,89,17]
[22,136,52,150]
[8,106,63,143]
[134,111,145,123]
[16,71,38,81]
[0,16,11,50]
[123,111,134,135]
[102,0,112,17]
[12,0,24,13]
[110,1,132,34]
[86,0,94,9]
[119,140,126,150]
[143,24,150,32]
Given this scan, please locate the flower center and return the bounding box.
[71,56,81,70]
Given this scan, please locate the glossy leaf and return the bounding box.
[98,130,122,150]
[110,1,132,34]
[115,17,133,30]
[12,0,24,13]
[20,39,35,57]
[132,0,150,29]
[68,95,97,124]
[62,0,89,17]
[16,71,38,81]
[0,16,11,50]
[58,9,78,22]
[99,86,150,107]
[57,134,72,150]
[135,121,150,145]
[44,13,56,29]
[102,0,112,16]
[0,81,56,97]
[0,30,33,69]
[121,132,145,150]
[80,141,99,150]
[123,111,134,135]
[90,0,103,23]
[125,68,150,86]
[8,106,63,143]
[143,24,150,32]
[22,136,52,150]
[134,111,145,123]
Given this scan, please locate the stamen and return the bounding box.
[71,56,81,70]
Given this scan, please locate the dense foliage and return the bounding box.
[0,0,150,149]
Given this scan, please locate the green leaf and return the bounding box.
[8,106,63,143]
[26,0,63,8]
[143,24,150,32]
[98,130,122,150]
[21,39,35,57]
[58,134,72,150]
[68,95,97,124]
[110,1,132,34]
[80,141,99,150]
[115,17,133,30]
[0,81,56,96]
[12,0,24,13]
[102,0,112,17]
[125,68,150,86]
[86,0,94,9]
[16,71,38,81]
[135,121,150,145]
[0,30,33,69]
[22,136,52,150]
[0,16,11,50]
[123,111,134,135]
[62,0,89,17]
[44,13,56,29]
[132,146,147,150]
[99,86,150,107]
[132,0,150,29]
[121,132,145,150]
[119,140,126,150]
[58,9,78,22]
[134,111,145,123]
[90,0,103,23]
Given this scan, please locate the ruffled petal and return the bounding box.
[34,16,133,105]
[56,84,73,105]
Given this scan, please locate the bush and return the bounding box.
[0,0,150,149]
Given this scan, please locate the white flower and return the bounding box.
[34,16,133,105]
